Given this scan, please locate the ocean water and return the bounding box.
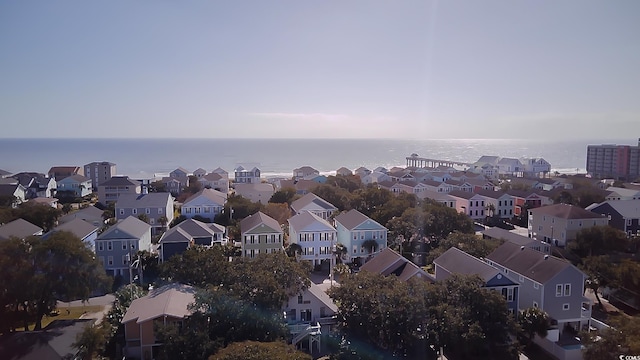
[0,138,630,179]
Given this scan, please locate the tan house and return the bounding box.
[122,283,196,359]
[234,183,275,203]
[239,211,284,258]
[528,204,608,247]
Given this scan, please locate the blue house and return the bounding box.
[95,216,152,281]
[434,247,519,315]
[335,209,387,264]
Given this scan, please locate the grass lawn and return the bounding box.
[17,304,104,331]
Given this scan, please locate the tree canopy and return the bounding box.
[210,340,312,360]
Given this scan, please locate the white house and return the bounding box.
[288,212,337,268]
[181,188,227,221]
[234,166,261,184]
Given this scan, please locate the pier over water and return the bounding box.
[406,153,471,168]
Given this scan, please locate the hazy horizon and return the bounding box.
[1,1,639,139]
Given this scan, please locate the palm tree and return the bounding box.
[333,243,348,263]
[286,243,302,259]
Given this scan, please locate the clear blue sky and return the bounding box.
[1,1,639,139]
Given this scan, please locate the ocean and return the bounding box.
[0,138,630,179]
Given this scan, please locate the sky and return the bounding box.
[0,1,639,140]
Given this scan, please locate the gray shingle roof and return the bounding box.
[486,242,576,284]
[0,218,43,240]
[290,193,337,213]
[160,218,225,244]
[100,176,141,187]
[589,200,640,218]
[122,283,196,324]
[183,189,226,207]
[360,248,434,282]
[52,218,98,240]
[98,216,151,240]
[434,247,505,282]
[59,205,104,224]
[530,204,604,220]
[481,227,538,246]
[240,211,282,234]
[288,212,334,233]
[116,193,172,208]
[334,209,385,231]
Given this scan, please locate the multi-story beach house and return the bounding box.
[434,247,519,315]
[475,189,514,219]
[48,166,83,181]
[528,204,608,247]
[116,193,174,235]
[97,176,141,204]
[84,161,116,189]
[290,193,337,221]
[96,216,152,281]
[158,218,227,262]
[57,175,92,198]
[180,188,227,221]
[335,209,387,264]
[234,166,261,184]
[239,211,284,258]
[335,167,353,176]
[448,190,486,221]
[288,211,337,268]
[197,172,230,193]
[587,200,640,238]
[485,242,591,359]
[521,157,551,178]
[11,172,57,199]
[122,283,196,359]
[234,183,275,204]
[293,166,320,180]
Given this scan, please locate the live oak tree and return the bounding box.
[568,225,629,258]
[0,232,111,332]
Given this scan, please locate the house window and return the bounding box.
[507,288,514,302]
[556,284,563,297]
[563,303,570,311]
[122,255,129,265]
[627,219,632,226]
[107,241,112,251]
[158,208,163,214]
[352,245,357,254]
[108,256,113,266]
[150,218,155,224]
[145,208,150,214]
[298,295,303,304]
[119,209,124,215]
[564,284,571,297]
[98,242,103,251]
[122,242,127,250]
[533,283,539,289]
[132,208,137,215]
[533,301,538,308]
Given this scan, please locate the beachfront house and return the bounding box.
[335,167,353,176]
[239,211,284,258]
[234,166,261,184]
[56,175,92,198]
[48,166,83,182]
[528,204,608,247]
[293,166,320,180]
[180,188,227,222]
[475,189,514,219]
[335,209,387,264]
